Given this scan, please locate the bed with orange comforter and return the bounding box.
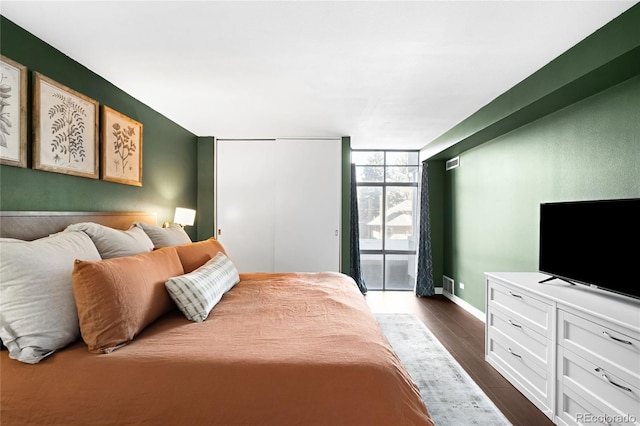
[1,271,433,425]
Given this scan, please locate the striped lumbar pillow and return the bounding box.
[165,252,239,322]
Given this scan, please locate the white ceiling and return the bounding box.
[1,1,635,150]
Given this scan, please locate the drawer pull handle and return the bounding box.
[508,348,522,359]
[602,331,633,345]
[594,368,632,393]
[508,291,522,298]
[508,320,522,328]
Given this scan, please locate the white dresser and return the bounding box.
[485,272,640,425]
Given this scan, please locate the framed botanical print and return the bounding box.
[0,55,27,168]
[101,105,143,186]
[33,72,99,179]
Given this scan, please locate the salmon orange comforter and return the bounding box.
[1,272,433,425]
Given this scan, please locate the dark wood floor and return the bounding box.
[365,291,553,426]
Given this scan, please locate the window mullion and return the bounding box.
[382,155,386,291]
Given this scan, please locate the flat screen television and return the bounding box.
[539,198,640,299]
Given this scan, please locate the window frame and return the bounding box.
[353,149,420,291]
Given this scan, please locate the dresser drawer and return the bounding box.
[488,305,550,367]
[487,329,551,415]
[559,309,640,383]
[558,346,640,423]
[557,383,632,426]
[487,279,552,339]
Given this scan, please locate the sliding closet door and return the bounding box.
[273,139,341,272]
[216,138,341,273]
[216,140,276,272]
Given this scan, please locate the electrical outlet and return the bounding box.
[459,282,465,290]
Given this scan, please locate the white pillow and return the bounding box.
[65,222,153,259]
[0,231,101,364]
[133,222,191,248]
[165,252,239,322]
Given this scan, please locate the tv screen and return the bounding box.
[539,198,640,299]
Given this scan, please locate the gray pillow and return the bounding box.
[65,222,153,259]
[0,231,101,364]
[165,252,239,322]
[133,222,191,248]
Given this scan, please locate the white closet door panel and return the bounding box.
[216,140,275,273]
[273,139,341,272]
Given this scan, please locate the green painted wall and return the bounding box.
[197,137,215,240]
[0,17,199,239]
[443,76,640,311]
[423,5,640,311]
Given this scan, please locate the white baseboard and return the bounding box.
[441,290,486,323]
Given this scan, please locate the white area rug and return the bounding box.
[375,313,512,426]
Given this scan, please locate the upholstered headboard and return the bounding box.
[0,211,157,241]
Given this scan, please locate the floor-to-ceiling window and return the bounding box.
[353,150,419,290]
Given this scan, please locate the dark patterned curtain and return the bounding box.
[349,164,367,294]
[415,160,435,296]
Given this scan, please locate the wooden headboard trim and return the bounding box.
[0,211,158,241]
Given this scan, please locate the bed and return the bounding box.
[0,211,433,426]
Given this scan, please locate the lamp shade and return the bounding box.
[173,207,196,227]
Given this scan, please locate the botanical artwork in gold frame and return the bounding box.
[0,55,27,168]
[101,105,143,186]
[33,72,99,179]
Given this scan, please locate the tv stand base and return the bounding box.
[539,275,575,285]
